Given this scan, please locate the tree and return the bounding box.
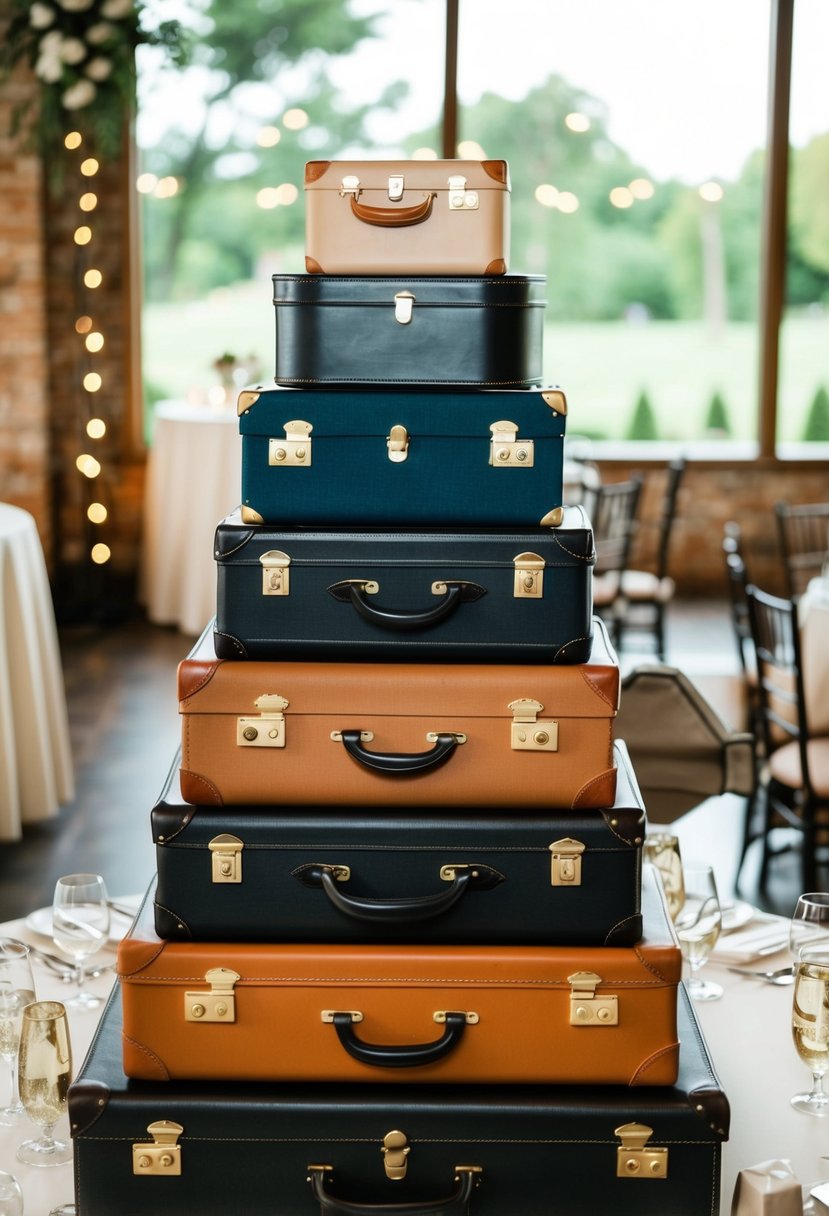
[627,391,659,440]
[790,133,829,276]
[802,385,829,442]
[704,391,731,436]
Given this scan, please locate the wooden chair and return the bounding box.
[774,501,829,598]
[745,584,829,890]
[722,521,759,726]
[589,476,643,652]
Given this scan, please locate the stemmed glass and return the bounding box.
[674,863,724,1001]
[0,1172,23,1216]
[791,944,829,1116]
[790,892,829,963]
[52,874,110,1010]
[16,1000,73,1166]
[0,939,35,1125]
[643,833,685,921]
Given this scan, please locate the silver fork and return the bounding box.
[725,964,794,984]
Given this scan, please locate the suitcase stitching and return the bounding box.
[629,1040,681,1085]
[213,630,247,658]
[603,914,642,945]
[179,764,225,807]
[180,663,221,701]
[154,898,191,937]
[571,766,615,808]
[122,1031,170,1080]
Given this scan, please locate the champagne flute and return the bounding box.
[0,939,35,1126]
[16,1000,73,1166]
[0,1172,23,1216]
[790,892,829,963]
[675,863,723,1001]
[791,944,829,1116]
[643,833,685,921]
[52,874,110,1010]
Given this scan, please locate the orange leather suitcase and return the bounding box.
[178,617,619,809]
[118,867,679,1086]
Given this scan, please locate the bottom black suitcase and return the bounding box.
[69,983,727,1216]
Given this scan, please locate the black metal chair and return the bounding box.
[590,476,643,652]
[774,501,829,598]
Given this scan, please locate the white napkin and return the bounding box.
[711,915,790,964]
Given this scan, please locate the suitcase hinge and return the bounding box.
[568,971,619,1026]
[185,967,240,1022]
[549,838,585,886]
[133,1120,183,1176]
[448,174,479,210]
[382,1130,410,1180]
[209,834,243,883]
[260,550,291,596]
[269,420,312,467]
[615,1123,668,1179]
[387,423,410,460]
[393,292,415,324]
[237,694,288,748]
[388,174,404,201]
[542,389,567,416]
[513,551,545,598]
[489,421,534,468]
[508,699,558,751]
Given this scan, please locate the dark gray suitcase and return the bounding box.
[154,739,643,945]
[213,506,594,663]
[69,982,727,1215]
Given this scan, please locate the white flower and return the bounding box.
[29,3,56,29]
[85,56,112,81]
[62,79,97,109]
[86,21,115,44]
[100,0,134,17]
[57,0,95,11]
[60,37,88,64]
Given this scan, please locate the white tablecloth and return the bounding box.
[799,577,829,736]
[140,401,241,637]
[0,503,74,841]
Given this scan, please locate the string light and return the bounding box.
[91,543,111,564]
[609,186,634,209]
[80,157,99,177]
[256,188,279,209]
[87,503,107,524]
[79,192,98,211]
[535,184,559,208]
[74,225,92,245]
[64,131,82,150]
[457,140,485,159]
[83,372,102,392]
[86,418,106,439]
[630,178,655,200]
[565,113,590,133]
[275,183,298,205]
[699,181,724,202]
[76,454,101,478]
[85,331,104,353]
[556,192,580,213]
[75,315,93,334]
[256,126,281,147]
[282,108,308,130]
[154,176,179,199]
[84,269,103,288]
[412,147,438,160]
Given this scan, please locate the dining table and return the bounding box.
[0,892,824,1215]
[0,502,74,841]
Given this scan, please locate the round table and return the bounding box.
[0,503,74,841]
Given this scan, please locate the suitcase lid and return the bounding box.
[177,615,619,720]
[304,159,511,194]
[272,273,545,308]
[237,383,567,439]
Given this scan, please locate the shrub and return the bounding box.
[802,385,829,441]
[626,390,659,440]
[704,391,732,436]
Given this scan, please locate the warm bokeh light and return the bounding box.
[87,502,108,524]
[282,108,308,130]
[86,418,106,439]
[91,543,111,564]
[85,332,104,353]
[154,176,179,199]
[256,126,281,147]
[79,192,98,212]
[412,147,438,160]
[80,158,99,177]
[609,186,634,209]
[557,191,580,213]
[83,372,102,392]
[208,384,228,406]
[275,182,298,205]
[534,184,559,208]
[75,316,93,334]
[629,178,655,200]
[84,269,103,289]
[457,140,485,159]
[64,131,82,150]
[699,181,724,202]
[76,454,101,478]
[565,113,591,133]
[74,225,92,245]
[256,188,279,209]
[136,173,158,194]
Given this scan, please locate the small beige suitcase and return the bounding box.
[304,159,510,275]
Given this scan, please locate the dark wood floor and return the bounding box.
[0,604,808,922]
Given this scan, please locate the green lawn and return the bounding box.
[142,282,829,442]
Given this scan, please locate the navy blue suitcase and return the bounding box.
[238,384,566,527]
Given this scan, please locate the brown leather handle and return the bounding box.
[350,193,435,228]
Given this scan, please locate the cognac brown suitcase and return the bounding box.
[178,617,619,809]
[304,159,510,275]
[118,866,679,1086]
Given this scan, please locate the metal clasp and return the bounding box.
[448,174,479,210]
[508,699,558,751]
[184,968,240,1023]
[209,834,243,884]
[615,1123,668,1179]
[321,1010,364,1023]
[133,1120,183,1176]
[433,1010,479,1024]
[489,421,534,468]
[340,174,360,196]
[260,550,291,596]
[382,1130,409,1180]
[393,291,415,324]
[549,839,585,887]
[513,552,544,599]
[269,420,312,467]
[237,694,288,748]
[388,175,404,201]
[387,424,409,461]
[568,971,618,1027]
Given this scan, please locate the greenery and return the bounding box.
[704,391,732,436]
[802,385,829,441]
[626,391,659,440]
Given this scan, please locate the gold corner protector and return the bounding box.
[539,506,565,527]
[237,388,261,416]
[542,389,567,415]
[240,505,265,524]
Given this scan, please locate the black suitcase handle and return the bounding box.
[292,863,503,925]
[337,730,461,775]
[350,192,435,228]
[308,1163,480,1215]
[327,1011,470,1068]
[327,580,486,632]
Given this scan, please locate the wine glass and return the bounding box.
[52,874,110,1010]
[674,863,724,1001]
[0,938,35,1126]
[791,944,829,1116]
[0,1172,23,1216]
[790,893,829,963]
[16,1000,73,1166]
[643,833,685,921]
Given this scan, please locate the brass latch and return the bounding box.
[185,967,240,1022]
[330,730,374,743]
[433,1010,479,1024]
[387,424,409,461]
[209,834,243,883]
[508,700,559,751]
[568,971,619,1026]
[388,175,404,201]
[260,550,291,596]
[448,174,479,210]
[269,420,312,467]
[382,1130,409,1180]
[513,552,544,599]
[489,422,534,468]
[542,389,568,416]
[340,174,360,196]
[549,838,585,886]
[237,694,288,748]
[393,292,415,324]
[321,1010,364,1023]
[615,1123,668,1179]
[133,1120,183,1176]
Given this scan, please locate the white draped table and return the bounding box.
[0,503,74,840]
[798,576,829,736]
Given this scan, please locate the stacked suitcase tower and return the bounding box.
[69,160,729,1215]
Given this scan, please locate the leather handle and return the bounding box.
[327,581,486,633]
[338,731,460,775]
[330,1011,468,1068]
[350,193,435,227]
[292,864,503,925]
[308,1165,479,1215]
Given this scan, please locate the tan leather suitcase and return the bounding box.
[118,866,679,1085]
[178,617,619,809]
[304,159,510,275]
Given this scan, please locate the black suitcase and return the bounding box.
[272,273,545,388]
[69,983,727,1216]
[153,739,642,945]
[213,506,594,663]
